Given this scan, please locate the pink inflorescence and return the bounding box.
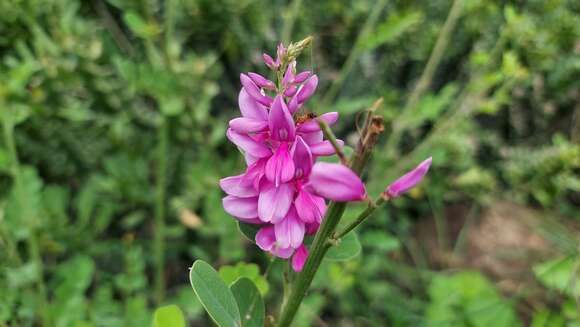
[220,43,367,271]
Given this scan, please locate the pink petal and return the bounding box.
[238,89,268,121]
[219,174,258,198]
[274,206,305,249]
[258,182,294,223]
[222,195,259,220]
[307,162,367,202]
[296,112,339,133]
[309,139,345,156]
[296,75,318,103]
[284,85,297,97]
[263,53,278,69]
[305,222,320,235]
[241,159,267,190]
[282,61,295,86]
[292,136,313,179]
[227,129,271,158]
[291,245,309,272]
[240,73,273,106]
[299,131,323,145]
[269,95,296,141]
[265,142,295,186]
[248,72,276,90]
[294,189,326,223]
[229,117,269,133]
[385,157,432,198]
[294,71,311,83]
[255,225,276,251]
[288,95,300,114]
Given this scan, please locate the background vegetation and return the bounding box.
[1,0,579,326]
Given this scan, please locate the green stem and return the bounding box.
[2,115,50,326]
[317,119,347,165]
[322,0,389,105]
[335,196,386,239]
[154,117,168,304]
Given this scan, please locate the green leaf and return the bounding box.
[153,305,186,327]
[325,232,362,261]
[189,260,241,327]
[230,278,264,327]
[533,256,580,297]
[219,263,269,296]
[237,222,261,242]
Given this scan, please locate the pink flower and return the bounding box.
[306,162,367,202]
[385,157,432,198]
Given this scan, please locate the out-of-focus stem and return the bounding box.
[386,0,464,155]
[334,196,386,239]
[153,117,168,304]
[2,114,50,326]
[282,0,304,44]
[322,0,389,105]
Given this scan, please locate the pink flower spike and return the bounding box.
[226,129,271,158]
[294,71,311,83]
[296,112,339,133]
[297,75,318,103]
[222,195,259,220]
[307,162,367,202]
[385,157,432,198]
[248,72,276,90]
[240,73,273,106]
[269,95,296,141]
[292,245,309,272]
[258,182,294,223]
[274,207,305,249]
[263,53,278,69]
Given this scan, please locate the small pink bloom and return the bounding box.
[255,226,294,259]
[274,206,305,249]
[307,162,367,202]
[284,85,297,97]
[294,188,326,223]
[229,117,269,133]
[219,174,258,198]
[258,182,294,223]
[282,61,295,86]
[248,72,276,90]
[385,157,432,198]
[238,89,268,121]
[291,245,309,272]
[292,136,313,179]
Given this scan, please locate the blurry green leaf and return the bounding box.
[326,232,361,261]
[153,305,185,327]
[219,263,269,296]
[123,11,161,39]
[230,278,264,327]
[361,231,400,252]
[533,256,580,297]
[5,262,39,288]
[189,260,241,327]
[361,11,423,50]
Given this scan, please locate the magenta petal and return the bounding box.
[256,225,275,251]
[262,53,278,69]
[271,245,295,259]
[274,207,305,249]
[291,245,309,272]
[288,95,300,114]
[248,72,276,90]
[241,159,266,190]
[258,182,294,223]
[292,136,313,179]
[240,73,273,106]
[294,71,311,83]
[238,89,268,121]
[229,117,269,133]
[296,112,339,133]
[308,162,367,202]
[385,157,432,198]
[219,174,258,198]
[305,222,320,235]
[284,85,297,97]
[269,95,296,141]
[222,195,259,220]
[299,131,323,145]
[297,75,318,103]
[294,189,326,223]
[227,129,271,158]
[309,139,345,156]
[265,142,295,186]
[282,61,295,86]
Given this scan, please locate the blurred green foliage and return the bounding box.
[0,0,578,325]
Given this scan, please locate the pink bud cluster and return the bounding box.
[220,44,366,271]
